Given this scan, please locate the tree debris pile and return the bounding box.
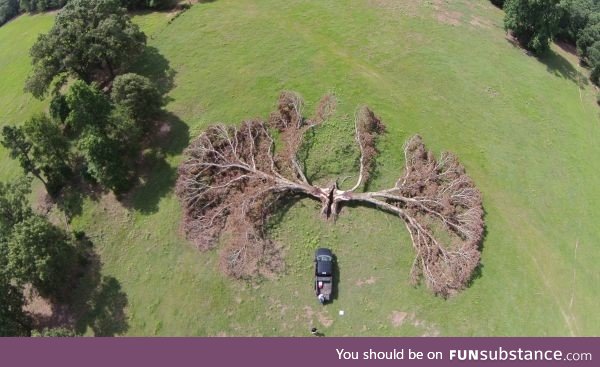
[176,92,484,295]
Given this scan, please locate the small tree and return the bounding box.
[576,15,600,61]
[504,0,565,54]
[0,0,19,26]
[0,176,32,239]
[1,115,71,196]
[111,73,162,127]
[588,40,600,84]
[64,81,113,136]
[77,128,134,193]
[25,0,146,98]
[5,215,77,300]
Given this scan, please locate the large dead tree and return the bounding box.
[176,92,484,296]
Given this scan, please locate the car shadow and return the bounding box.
[330,253,340,302]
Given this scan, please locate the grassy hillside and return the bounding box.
[1,0,599,336]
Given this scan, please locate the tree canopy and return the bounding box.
[5,215,77,300]
[504,0,565,54]
[1,114,71,196]
[111,73,162,126]
[25,0,146,98]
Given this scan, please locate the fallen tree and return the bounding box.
[176,92,484,296]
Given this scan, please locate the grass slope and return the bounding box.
[1,0,599,336]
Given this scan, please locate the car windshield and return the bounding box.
[317,255,332,262]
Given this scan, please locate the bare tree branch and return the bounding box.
[176,93,484,296]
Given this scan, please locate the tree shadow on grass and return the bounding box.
[121,111,190,214]
[539,50,588,86]
[505,36,588,86]
[131,46,176,98]
[330,253,340,303]
[114,42,190,213]
[70,234,129,336]
[28,233,129,336]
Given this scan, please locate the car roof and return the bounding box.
[315,248,333,257]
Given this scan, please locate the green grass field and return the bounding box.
[1,0,599,336]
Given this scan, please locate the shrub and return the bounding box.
[0,0,19,26]
[504,0,565,54]
[111,73,162,127]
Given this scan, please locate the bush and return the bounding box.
[0,0,19,26]
[111,73,162,127]
[577,15,600,61]
[504,0,565,54]
[588,41,600,84]
[19,0,67,13]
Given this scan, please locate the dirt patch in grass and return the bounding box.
[356,276,377,286]
[390,310,409,327]
[303,305,315,320]
[469,16,492,29]
[23,286,75,330]
[388,310,440,335]
[317,310,334,327]
[437,11,462,26]
[367,0,420,17]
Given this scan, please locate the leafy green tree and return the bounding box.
[5,215,76,300]
[576,14,600,60]
[565,0,600,40]
[1,115,71,196]
[504,0,566,54]
[0,275,31,337]
[0,177,33,337]
[0,176,32,239]
[0,0,19,26]
[588,40,600,83]
[25,0,146,98]
[64,81,113,136]
[111,73,162,126]
[78,127,134,193]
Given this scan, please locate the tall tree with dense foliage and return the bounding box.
[588,41,600,83]
[561,0,600,42]
[111,73,163,126]
[0,178,33,336]
[0,177,32,238]
[504,0,566,54]
[64,81,113,136]
[576,14,600,60]
[1,115,71,196]
[63,81,140,192]
[5,215,77,300]
[0,0,19,26]
[25,0,146,98]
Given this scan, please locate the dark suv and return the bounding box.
[314,248,334,304]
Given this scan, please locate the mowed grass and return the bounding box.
[1,0,600,336]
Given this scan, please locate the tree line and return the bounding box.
[1,0,177,26]
[1,0,164,336]
[497,0,600,86]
